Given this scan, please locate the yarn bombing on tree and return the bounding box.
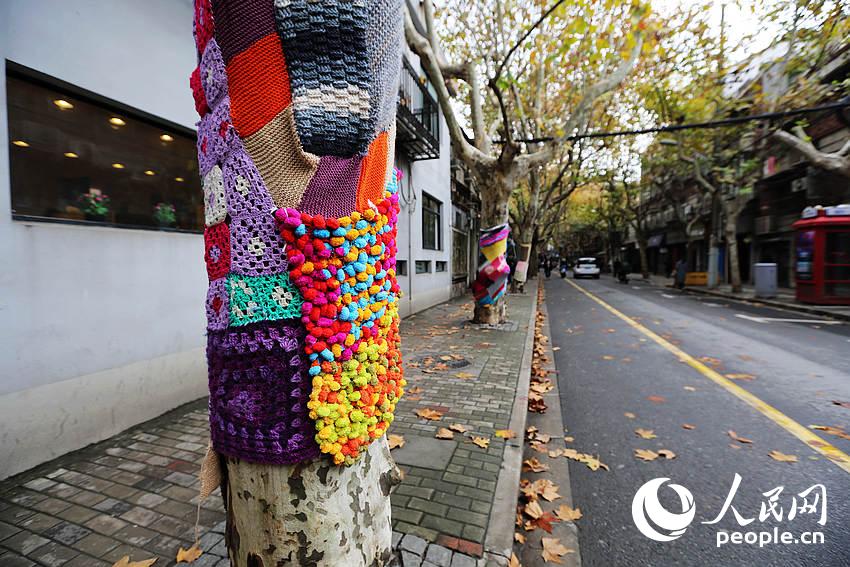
[192,0,404,466]
[472,223,512,306]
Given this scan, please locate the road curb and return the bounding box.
[680,286,850,322]
[482,278,539,566]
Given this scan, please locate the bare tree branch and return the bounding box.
[772,127,850,178]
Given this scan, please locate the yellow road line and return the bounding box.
[565,278,850,475]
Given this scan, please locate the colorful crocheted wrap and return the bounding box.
[472,223,511,306]
[193,0,404,466]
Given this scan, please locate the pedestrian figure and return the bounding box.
[675,258,687,290]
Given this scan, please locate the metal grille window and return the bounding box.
[6,64,202,232]
[422,192,442,250]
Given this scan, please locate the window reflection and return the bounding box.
[7,69,202,231]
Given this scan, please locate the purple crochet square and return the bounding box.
[297,155,361,217]
[206,278,229,331]
[229,213,288,276]
[197,96,236,177]
[207,320,319,464]
[200,38,228,108]
[222,144,275,218]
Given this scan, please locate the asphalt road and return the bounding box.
[546,274,850,567]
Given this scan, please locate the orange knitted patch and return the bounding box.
[356,131,390,211]
[226,34,292,138]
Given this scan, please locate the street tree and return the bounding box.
[404,0,649,322]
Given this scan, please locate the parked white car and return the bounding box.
[573,257,601,279]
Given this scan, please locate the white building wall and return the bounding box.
[0,0,205,479]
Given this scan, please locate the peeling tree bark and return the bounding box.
[222,438,401,567]
[773,128,850,179]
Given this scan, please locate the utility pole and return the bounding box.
[707,2,727,289]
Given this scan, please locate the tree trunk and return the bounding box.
[725,203,743,293]
[636,235,650,279]
[473,180,512,324]
[222,438,401,567]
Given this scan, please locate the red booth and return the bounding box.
[793,204,850,305]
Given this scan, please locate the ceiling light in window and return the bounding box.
[174,177,185,182]
[144,169,156,176]
[53,99,74,110]
[12,140,30,147]
[109,117,126,127]
[160,134,174,142]
[64,152,79,158]
[112,163,125,169]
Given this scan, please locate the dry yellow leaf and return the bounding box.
[531,441,549,454]
[524,499,544,519]
[602,355,615,360]
[683,386,697,391]
[658,449,677,460]
[472,436,490,449]
[728,430,753,444]
[112,557,157,567]
[725,373,756,381]
[510,551,522,567]
[176,544,202,564]
[768,450,798,463]
[581,455,609,471]
[635,449,659,461]
[449,423,470,433]
[387,434,405,450]
[495,429,517,439]
[541,537,573,563]
[682,424,696,430]
[810,425,850,441]
[635,428,657,439]
[415,408,444,421]
[523,458,549,473]
[534,433,552,443]
[435,428,455,440]
[514,532,526,544]
[455,371,476,379]
[564,436,574,443]
[554,505,582,522]
[624,412,636,419]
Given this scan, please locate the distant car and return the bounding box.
[573,257,600,279]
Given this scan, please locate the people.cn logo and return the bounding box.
[632,478,696,542]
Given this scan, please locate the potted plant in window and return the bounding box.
[78,191,111,221]
[153,202,177,228]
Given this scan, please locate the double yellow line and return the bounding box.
[565,278,850,475]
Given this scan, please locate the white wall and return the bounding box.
[0,0,206,479]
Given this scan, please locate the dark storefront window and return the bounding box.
[422,192,442,250]
[6,65,202,231]
[825,230,850,297]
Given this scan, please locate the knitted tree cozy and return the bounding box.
[192,0,404,469]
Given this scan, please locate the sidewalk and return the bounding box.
[630,273,850,322]
[0,287,537,567]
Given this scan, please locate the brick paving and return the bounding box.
[0,292,534,566]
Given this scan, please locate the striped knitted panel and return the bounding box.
[211,0,277,64]
[226,33,291,138]
[242,107,319,209]
[297,156,362,218]
[366,0,404,135]
[356,129,390,211]
[273,0,373,156]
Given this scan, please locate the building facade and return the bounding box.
[0,0,455,479]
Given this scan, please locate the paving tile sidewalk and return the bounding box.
[0,290,536,567]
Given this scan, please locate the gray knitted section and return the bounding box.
[273,0,403,157]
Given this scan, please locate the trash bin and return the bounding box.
[754,263,777,298]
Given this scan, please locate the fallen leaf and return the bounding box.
[523,457,549,473]
[699,356,722,367]
[495,429,517,439]
[541,537,573,563]
[832,401,850,410]
[554,504,582,522]
[552,346,561,351]
[455,371,476,379]
[533,433,552,443]
[472,436,490,449]
[768,450,798,463]
[635,428,657,440]
[602,355,615,360]
[440,355,453,361]
[435,428,455,440]
[682,424,696,430]
[510,551,522,567]
[725,373,756,381]
[514,533,526,544]
[810,425,850,441]
[407,386,423,394]
[531,441,549,453]
[683,386,696,392]
[112,558,157,567]
[524,499,544,519]
[647,396,666,403]
[624,412,636,419]
[564,436,574,443]
[728,430,753,444]
[415,408,444,421]
[176,545,202,564]
[657,449,677,460]
[387,434,405,450]
[634,449,659,461]
[605,328,617,333]
[449,423,470,433]
[581,455,609,471]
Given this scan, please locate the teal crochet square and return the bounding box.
[228,273,303,326]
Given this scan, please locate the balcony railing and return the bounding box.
[396,58,441,161]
